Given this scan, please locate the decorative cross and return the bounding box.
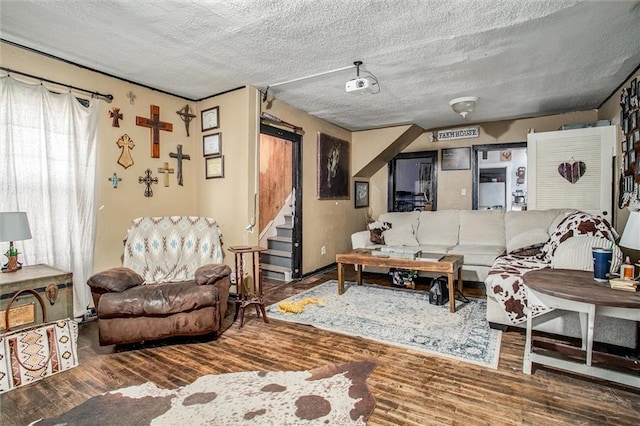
[126,90,136,104]
[136,105,173,158]
[108,107,123,127]
[108,172,122,188]
[176,104,196,137]
[138,168,158,197]
[116,134,135,169]
[169,144,191,186]
[157,162,175,187]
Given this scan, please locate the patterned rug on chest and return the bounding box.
[267,281,502,369]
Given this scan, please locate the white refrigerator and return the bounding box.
[479,182,506,210]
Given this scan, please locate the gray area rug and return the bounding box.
[31,361,376,425]
[267,281,502,369]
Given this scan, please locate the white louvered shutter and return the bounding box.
[527,125,615,217]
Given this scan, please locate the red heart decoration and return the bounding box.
[558,161,586,184]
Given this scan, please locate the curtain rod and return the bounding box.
[0,66,113,103]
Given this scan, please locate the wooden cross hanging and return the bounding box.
[138,168,158,197]
[157,162,175,187]
[176,104,196,137]
[116,134,135,169]
[136,105,173,158]
[169,144,191,186]
[108,107,123,127]
[108,172,122,188]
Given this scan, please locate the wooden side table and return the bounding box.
[522,269,640,388]
[228,246,268,328]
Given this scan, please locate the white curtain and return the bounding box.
[0,76,99,318]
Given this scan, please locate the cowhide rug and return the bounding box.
[31,360,376,425]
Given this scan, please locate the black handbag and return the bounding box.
[429,276,449,305]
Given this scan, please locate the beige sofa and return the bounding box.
[351,209,637,349]
[351,209,571,282]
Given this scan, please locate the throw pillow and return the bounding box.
[506,228,550,254]
[382,225,419,247]
[368,221,391,244]
[551,235,622,272]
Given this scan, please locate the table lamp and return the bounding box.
[0,212,32,272]
[619,210,640,276]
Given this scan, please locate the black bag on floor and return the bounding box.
[429,276,449,305]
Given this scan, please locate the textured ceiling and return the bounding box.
[1,1,640,131]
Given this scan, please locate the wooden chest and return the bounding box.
[0,264,73,331]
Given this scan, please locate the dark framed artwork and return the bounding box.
[203,132,221,157]
[317,132,350,199]
[201,106,219,131]
[441,147,471,170]
[205,155,224,179]
[354,181,369,208]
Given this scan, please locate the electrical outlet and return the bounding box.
[321,245,327,255]
[461,188,466,196]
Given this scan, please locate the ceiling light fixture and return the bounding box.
[449,96,479,119]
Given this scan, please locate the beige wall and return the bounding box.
[1,42,363,275]
[1,42,197,273]
[263,99,362,273]
[354,111,599,217]
[4,40,636,272]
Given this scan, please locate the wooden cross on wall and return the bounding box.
[138,168,158,197]
[108,107,123,127]
[169,144,190,186]
[157,162,175,187]
[136,105,173,158]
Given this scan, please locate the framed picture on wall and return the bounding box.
[201,106,219,131]
[317,132,350,200]
[205,155,224,179]
[354,181,369,208]
[441,147,471,170]
[203,132,221,157]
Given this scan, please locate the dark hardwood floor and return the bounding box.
[2,267,639,425]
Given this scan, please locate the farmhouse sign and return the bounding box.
[433,126,480,142]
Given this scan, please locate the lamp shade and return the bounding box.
[619,211,640,251]
[0,212,32,242]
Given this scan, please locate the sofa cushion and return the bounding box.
[504,209,566,253]
[506,228,549,254]
[458,210,505,246]
[415,210,460,246]
[551,235,622,272]
[448,244,505,266]
[378,211,420,233]
[382,225,419,246]
[98,281,217,318]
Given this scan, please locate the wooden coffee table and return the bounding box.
[336,249,464,313]
[522,269,640,388]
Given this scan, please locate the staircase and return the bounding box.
[261,214,293,282]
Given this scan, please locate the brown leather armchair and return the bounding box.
[87,264,231,345]
[86,216,231,345]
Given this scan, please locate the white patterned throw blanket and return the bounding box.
[123,216,224,283]
[487,211,619,325]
